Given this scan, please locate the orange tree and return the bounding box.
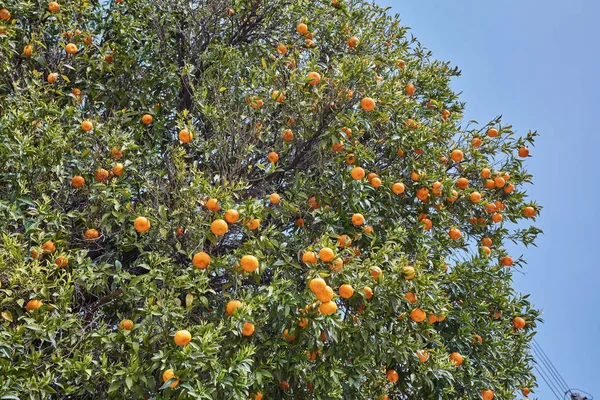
[0,0,542,398]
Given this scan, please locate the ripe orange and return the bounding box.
[472,137,483,147]
[247,218,260,230]
[386,369,399,383]
[309,277,326,294]
[24,45,33,56]
[55,255,68,267]
[316,286,334,302]
[272,90,285,102]
[504,183,515,193]
[296,23,308,34]
[112,163,123,176]
[492,213,503,223]
[513,316,526,329]
[417,350,429,363]
[178,128,193,143]
[307,71,321,85]
[0,9,10,21]
[363,286,373,299]
[486,128,498,138]
[410,171,420,181]
[226,300,242,316]
[352,213,365,226]
[26,299,43,312]
[240,255,259,272]
[402,266,415,280]
[392,182,405,194]
[397,59,406,69]
[366,172,377,183]
[119,319,134,330]
[405,292,417,303]
[267,151,279,163]
[65,43,78,54]
[523,206,536,218]
[302,251,317,264]
[410,308,426,322]
[363,225,374,234]
[295,217,305,227]
[470,191,482,203]
[280,381,290,391]
[481,237,492,247]
[481,389,494,400]
[276,43,287,54]
[192,252,210,269]
[94,168,109,183]
[269,193,281,204]
[494,176,505,188]
[432,181,443,195]
[446,189,458,202]
[71,175,85,188]
[250,98,263,109]
[242,321,255,336]
[205,198,220,211]
[174,330,192,346]
[350,166,365,180]
[319,247,334,262]
[110,147,122,159]
[456,177,469,189]
[472,334,483,345]
[134,216,151,233]
[48,2,60,12]
[281,129,294,141]
[84,228,99,240]
[347,36,359,48]
[41,240,56,254]
[370,266,382,280]
[337,234,351,248]
[450,352,463,366]
[518,147,530,157]
[162,369,179,388]
[331,257,343,272]
[405,83,415,96]
[501,255,513,267]
[210,219,228,236]
[451,149,463,162]
[360,97,375,111]
[442,109,451,120]
[449,228,461,240]
[416,187,429,202]
[81,120,93,132]
[320,301,337,315]
[522,388,531,396]
[339,284,354,299]
[428,314,438,324]
[224,209,240,223]
[481,168,491,179]
[141,114,153,125]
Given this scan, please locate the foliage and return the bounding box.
[0,0,541,398]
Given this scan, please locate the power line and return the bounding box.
[532,340,570,395]
[531,343,568,396]
[534,365,562,400]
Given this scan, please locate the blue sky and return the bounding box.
[383,0,600,398]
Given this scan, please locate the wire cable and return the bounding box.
[533,339,572,394]
[534,364,563,400]
[532,343,569,396]
[532,340,571,395]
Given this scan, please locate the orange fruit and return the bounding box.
[110,147,122,159]
[320,301,337,315]
[337,234,351,248]
[141,114,153,125]
[481,168,491,178]
[450,352,463,366]
[446,189,458,202]
[481,389,494,400]
[302,251,317,265]
[205,198,220,211]
[523,206,536,218]
[427,314,438,324]
[486,128,498,138]
[84,228,99,240]
[281,129,294,141]
[410,308,426,322]
[367,172,377,183]
[347,36,359,48]
[350,166,365,180]
[319,247,334,262]
[405,292,417,303]
[352,213,365,226]
[397,59,406,69]
[370,266,382,279]
[276,43,287,54]
[295,217,305,227]
[267,151,279,163]
[71,175,85,188]
[280,381,290,391]
[417,350,429,363]
[339,284,354,299]
[402,266,415,280]
[456,177,469,189]
[331,257,343,272]
[492,213,503,223]
[94,168,109,183]
[482,237,493,247]
[386,369,399,383]
[296,23,308,34]
[0,9,10,21]
[501,255,513,267]
[210,219,228,236]
[392,182,405,194]
[504,183,515,194]
[360,97,375,111]
[247,218,260,230]
[363,286,373,299]
[26,299,43,312]
[432,181,443,195]
[442,109,451,120]
[119,319,134,330]
[162,369,179,389]
[410,171,420,182]
[226,300,242,316]
[451,149,463,162]
[269,193,281,204]
[24,45,33,56]
[405,83,415,96]
[472,137,482,147]
[174,329,192,346]
[41,240,56,254]
[241,321,255,336]
[416,187,429,202]
[55,255,68,267]
[111,163,123,176]
[250,98,263,109]
[522,388,531,396]
[192,252,210,269]
[316,286,334,302]
[518,147,529,157]
[309,277,326,294]
[48,2,60,12]
[224,209,240,223]
[65,43,78,54]
[363,225,374,234]
[449,228,461,240]
[134,216,151,233]
[513,316,526,329]
[240,255,259,272]
[178,128,193,143]
[370,177,382,188]
[272,90,285,102]
[470,191,482,203]
[81,120,93,131]
[472,334,483,345]
[307,71,321,85]
[494,176,505,188]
